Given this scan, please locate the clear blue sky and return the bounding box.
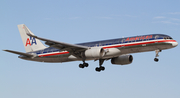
[1,0,180,98]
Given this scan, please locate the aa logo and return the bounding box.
[25,36,37,46]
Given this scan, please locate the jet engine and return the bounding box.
[111,55,133,65]
[85,47,105,59]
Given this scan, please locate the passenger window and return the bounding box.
[121,40,125,44]
[36,51,41,54]
[53,50,58,52]
[43,51,47,54]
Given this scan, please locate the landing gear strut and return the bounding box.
[154,50,161,62]
[95,59,105,72]
[79,52,89,69]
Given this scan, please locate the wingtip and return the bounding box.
[3,50,12,52]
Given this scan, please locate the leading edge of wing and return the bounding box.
[3,50,33,57]
[26,33,88,51]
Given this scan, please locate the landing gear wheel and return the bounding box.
[79,64,84,68]
[154,58,159,62]
[95,66,105,72]
[100,66,105,71]
[95,67,101,72]
[83,63,89,67]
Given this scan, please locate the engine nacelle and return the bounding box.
[85,47,105,59]
[111,55,133,65]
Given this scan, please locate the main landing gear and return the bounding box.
[154,50,162,62]
[78,59,106,72]
[79,63,89,68]
[95,59,105,72]
[78,52,106,72]
[95,66,105,72]
[79,52,89,69]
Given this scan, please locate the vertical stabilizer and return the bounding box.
[18,24,47,52]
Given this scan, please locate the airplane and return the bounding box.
[4,24,178,72]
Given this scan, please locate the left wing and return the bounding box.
[4,50,34,57]
[27,33,89,53]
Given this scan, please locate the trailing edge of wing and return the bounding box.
[26,33,89,51]
[3,50,33,57]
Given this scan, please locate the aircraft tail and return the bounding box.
[18,24,47,52]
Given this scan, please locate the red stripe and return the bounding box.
[39,40,177,57]
[38,51,69,57]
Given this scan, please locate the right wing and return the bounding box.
[26,33,89,52]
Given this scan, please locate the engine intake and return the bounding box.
[111,55,133,65]
[85,47,105,59]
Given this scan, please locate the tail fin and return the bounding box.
[18,24,47,52]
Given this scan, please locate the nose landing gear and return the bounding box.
[154,50,161,62]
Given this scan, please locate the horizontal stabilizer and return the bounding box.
[3,50,33,57]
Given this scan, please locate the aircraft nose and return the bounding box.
[172,41,178,47]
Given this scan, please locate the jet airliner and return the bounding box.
[4,24,178,72]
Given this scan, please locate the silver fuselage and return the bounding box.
[19,34,178,63]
